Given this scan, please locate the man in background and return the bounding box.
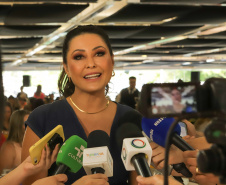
[118,76,140,109]
[17,86,28,100]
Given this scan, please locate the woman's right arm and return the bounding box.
[21,126,48,185]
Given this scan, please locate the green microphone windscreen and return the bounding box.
[56,135,87,173]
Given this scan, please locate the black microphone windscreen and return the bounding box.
[87,130,110,148]
[116,122,143,151]
[117,110,142,130]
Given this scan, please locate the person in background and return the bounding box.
[0,98,8,149]
[34,85,45,100]
[33,98,45,109]
[18,93,28,110]
[0,110,30,176]
[17,86,28,100]
[118,76,140,109]
[49,93,55,103]
[0,133,6,149]
[8,95,20,111]
[21,25,140,185]
[24,97,36,112]
[2,101,12,140]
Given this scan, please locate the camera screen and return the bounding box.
[150,84,197,115]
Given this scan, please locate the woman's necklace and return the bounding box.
[69,96,110,114]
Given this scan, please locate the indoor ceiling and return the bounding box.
[2,0,226,71]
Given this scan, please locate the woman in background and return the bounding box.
[34,85,45,100]
[0,110,30,176]
[2,101,13,140]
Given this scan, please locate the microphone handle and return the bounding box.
[172,134,195,151]
[91,167,105,174]
[131,153,152,177]
[173,162,193,178]
[54,164,70,175]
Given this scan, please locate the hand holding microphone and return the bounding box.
[83,130,113,177]
[136,175,183,185]
[183,150,220,185]
[0,143,62,185]
[54,135,87,175]
[72,130,110,185]
[142,117,194,177]
[116,111,152,177]
[31,174,68,185]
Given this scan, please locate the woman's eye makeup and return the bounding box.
[96,51,105,56]
[73,54,83,60]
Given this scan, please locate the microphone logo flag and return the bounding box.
[131,139,146,148]
[149,129,154,141]
[122,148,127,160]
[75,145,85,158]
[83,146,113,177]
[121,137,152,171]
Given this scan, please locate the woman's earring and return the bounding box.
[68,76,71,82]
[112,70,115,77]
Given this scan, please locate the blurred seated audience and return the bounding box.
[48,93,55,103]
[8,95,20,111]
[33,98,45,110]
[0,110,30,176]
[18,94,28,110]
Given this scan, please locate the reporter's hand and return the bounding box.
[181,119,197,137]
[150,142,184,170]
[32,174,68,185]
[71,174,109,185]
[183,150,219,185]
[136,175,182,185]
[22,143,59,177]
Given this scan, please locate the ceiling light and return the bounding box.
[26,45,47,57]
[197,25,226,36]
[206,59,215,63]
[11,59,22,66]
[143,60,153,63]
[162,16,177,23]
[182,62,191,65]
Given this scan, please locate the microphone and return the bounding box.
[83,130,113,177]
[141,117,194,177]
[142,117,194,151]
[54,135,87,175]
[116,114,152,177]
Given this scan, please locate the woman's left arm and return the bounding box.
[0,142,15,174]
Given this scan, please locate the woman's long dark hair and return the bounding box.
[7,110,29,145]
[58,25,113,98]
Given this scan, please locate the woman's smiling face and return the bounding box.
[64,33,114,94]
